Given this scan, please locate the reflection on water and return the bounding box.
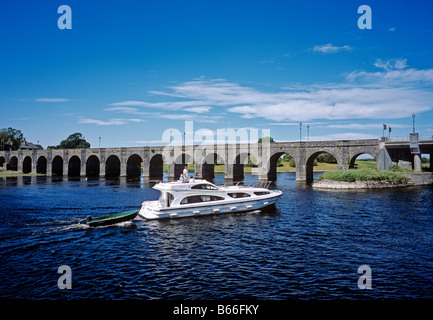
[0,172,432,300]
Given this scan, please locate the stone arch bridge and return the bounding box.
[1,139,431,183]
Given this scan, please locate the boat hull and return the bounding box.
[86,210,139,227]
[138,192,281,220]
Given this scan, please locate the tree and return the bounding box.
[277,157,284,167]
[316,152,337,164]
[289,158,296,167]
[258,136,274,143]
[0,127,25,151]
[244,155,258,167]
[287,157,316,168]
[48,133,90,149]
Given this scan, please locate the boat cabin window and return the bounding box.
[228,192,251,198]
[180,195,224,204]
[191,183,218,190]
[254,191,270,196]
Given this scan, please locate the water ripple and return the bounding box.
[0,175,432,299]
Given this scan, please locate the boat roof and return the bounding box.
[153,179,218,191]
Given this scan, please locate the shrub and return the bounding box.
[289,158,296,168]
[316,153,337,164]
[390,164,412,172]
[341,171,356,182]
[319,169,408,183]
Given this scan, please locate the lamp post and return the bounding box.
[412,113,416,133]
[99,137,101,148]
[307,125,310,142]
[299,122,302,142]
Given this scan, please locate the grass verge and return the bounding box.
[318,169,409,183]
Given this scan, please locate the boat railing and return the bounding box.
[220,180,272,189]
[154,179,273,190]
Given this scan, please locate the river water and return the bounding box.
[0,172,432,300]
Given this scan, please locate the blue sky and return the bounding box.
[1,0,433,148]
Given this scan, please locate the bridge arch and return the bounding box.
[86,155,100,177]
[0,156,5,168]
[305,150,340,184]
[22,156,32,174]
[127,154,142,177]
[68,155,81,177]
[52,156,63,175]
[36,156,47,174]
[7,156,18,171]
[266,150,297,181]
[149,153,165,180]
[200,152,224,179]
[349,152,377,170]
[105,155,121,177]
[230,152,259,180]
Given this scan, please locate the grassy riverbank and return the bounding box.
[0,169,44,177]
[317,168,409,183]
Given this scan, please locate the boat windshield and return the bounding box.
[191,183,218,190]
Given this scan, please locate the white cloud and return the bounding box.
[268,122,304,126]
[104,58,433,124]
[78,117,145,126]
[183,106,212,113]
[108,100,149,107]
[109,99,207,111]
[326,123,410,130]
[104,106,143,114]
[312,43,352,54]
[35,98,70,102]
[373,58,408,71]
[104,105,218,123]
[157,113,221,123]
[346,68,433,85]
[170,78,432,122]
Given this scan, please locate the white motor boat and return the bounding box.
[138,179,282,220]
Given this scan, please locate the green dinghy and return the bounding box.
[83,210,138,227]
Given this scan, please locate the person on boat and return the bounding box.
[183,165,188,177]
[190,175,195,183]
[179,174,189,183]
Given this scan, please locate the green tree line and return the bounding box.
[0,127,25,151]
[1,128,91,150]
[47,133,90,149]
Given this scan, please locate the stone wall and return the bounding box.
[401,172,433,186]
